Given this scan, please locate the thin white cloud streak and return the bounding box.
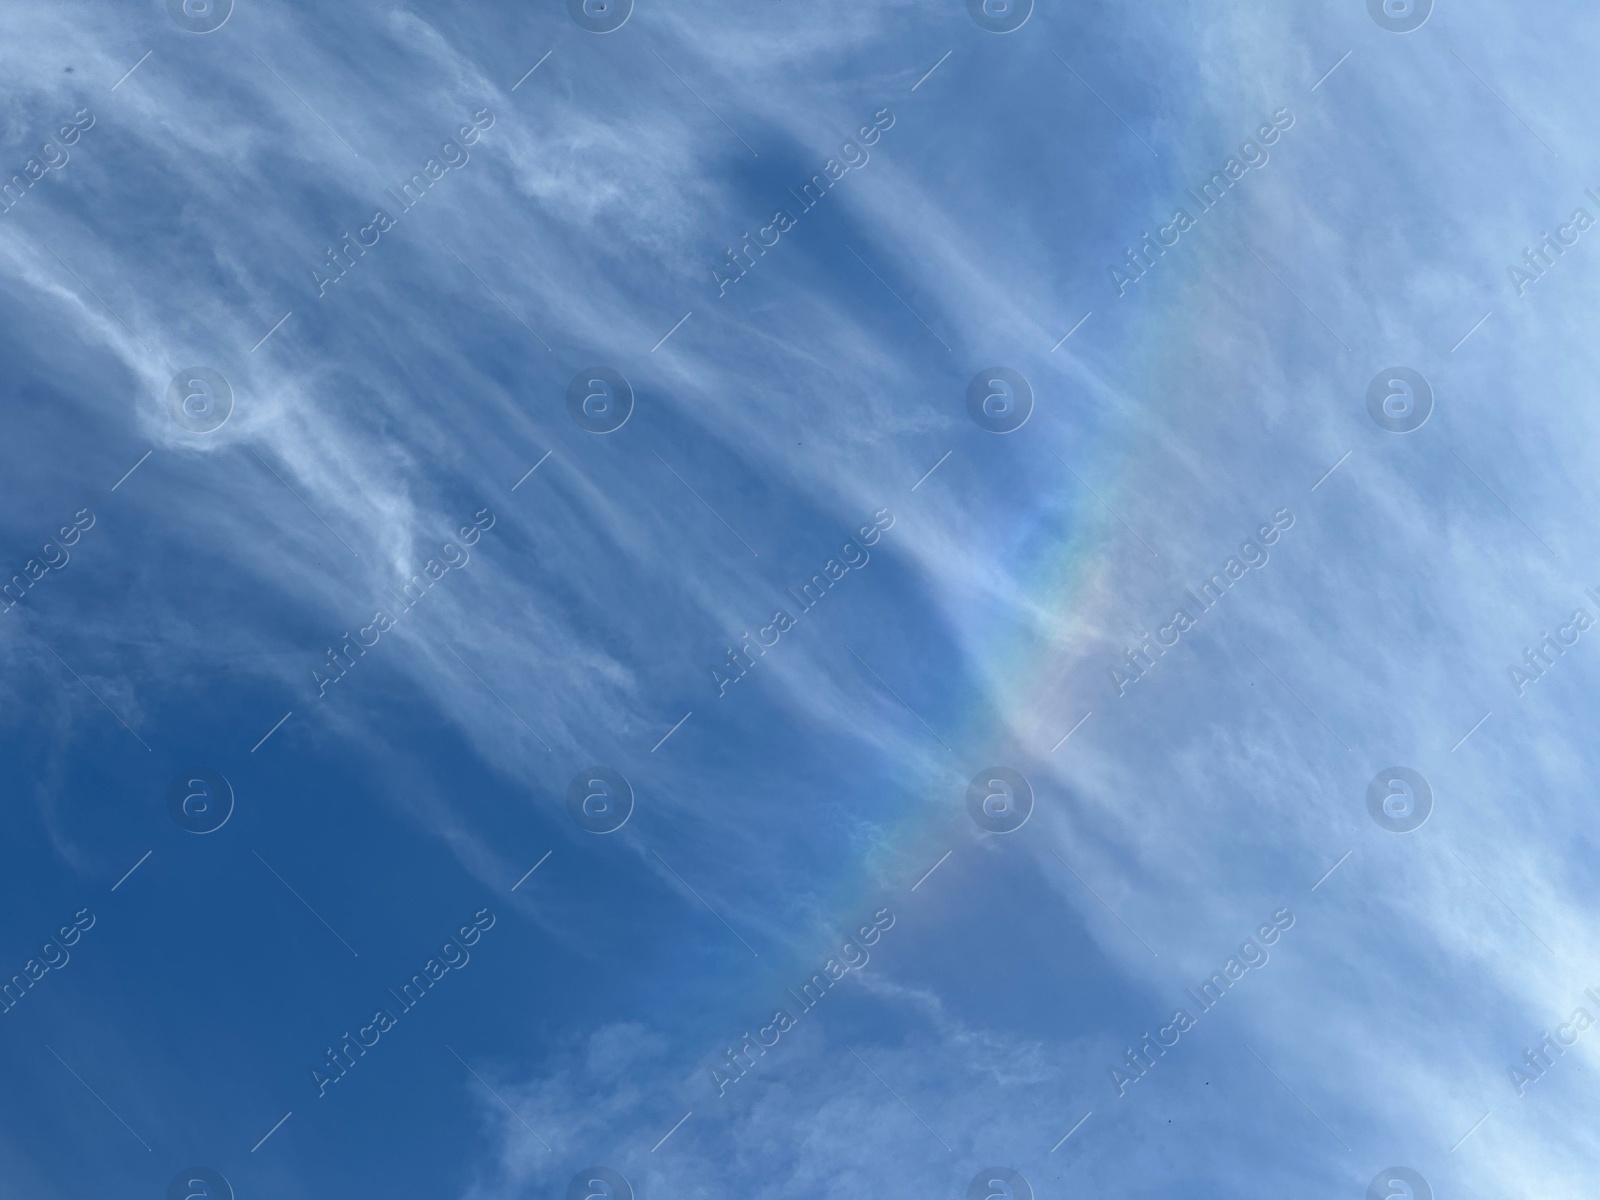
[4,3,1600,1195]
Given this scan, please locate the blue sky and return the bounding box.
[1,0,1598,1196]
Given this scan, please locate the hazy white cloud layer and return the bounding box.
[0,1,1596,1197]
